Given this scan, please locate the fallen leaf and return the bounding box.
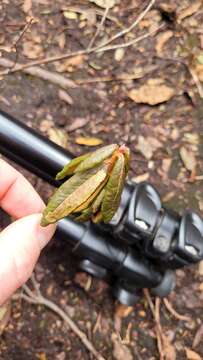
[0,32,5,45]
[67,117,90,132]
[63,11,78,20]
[184,133,199,145]
[193,324,203,348]
[89,0,117,9]
[180,146,196,172]
[75,136,103,146]
[55,55,84,72]
[112,333,133,360]
[155,30,173,56]
[199,260,203,276]
[22,0,32,13]
[163,334,176,360]
[55,33,66,50]
[115,304,134,318]
[0,301,11,335]
[114,48,125,62]
[58,89,73,105]
[185,348,201,360]
[23,41,43,59]
[47,128,68,148]
[178,2,202,22]
[128,82,174,105]
[137,136,162,160]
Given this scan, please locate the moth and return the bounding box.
[41,144,130,226]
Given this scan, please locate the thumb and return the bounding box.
[0,213,56,304]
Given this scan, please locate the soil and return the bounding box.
[0,1,203,359]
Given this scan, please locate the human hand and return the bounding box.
[0,159,56,304]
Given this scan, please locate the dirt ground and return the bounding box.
[0,0,203,359]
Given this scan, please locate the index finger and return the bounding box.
[0,159,44,219]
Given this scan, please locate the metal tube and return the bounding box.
[0,110,72,186]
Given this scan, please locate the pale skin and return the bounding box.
[0,159,56,305]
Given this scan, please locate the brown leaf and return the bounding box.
[137,136,162,160]
[112,333,133,360]
[132,172,149,183]
[67,117,90,132]
[185,348,201,360]
[115,304,134,318]
[58,89,73,105]
[75,136,103,146]
[89,0,117,9]
[178,2,202,22]
[47,128,68,148]
[155,31,173,56]
[55,55,85,72]
[128,82,174,105]
[0,301,11,335]
[180,146,197,172]
[22,0,32,13]
[163,334,176,360]
[23,41,43,59]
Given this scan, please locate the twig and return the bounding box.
[96,0,156,48]
[163,298,190,322]
[20,275,105,360]
[0,0,158,76]
[143,290,164,360]
[189,67,203,99]
[95,24,164,53]
[12,17,34,49]
[0,24,163,77]
[75,64,159,84]
[0,57,76,88]
[88,5,110,49]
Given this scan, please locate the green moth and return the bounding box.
[41,144,130,226]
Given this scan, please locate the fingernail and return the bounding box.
[36,215,57,249]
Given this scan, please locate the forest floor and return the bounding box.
[0,0,203,359]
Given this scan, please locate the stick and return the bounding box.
[88,5,110,49]
[0,0,158,76]
[19,275,106,360]
[0,57,76,88]
[0,24,163,76]
[163,298,190,322]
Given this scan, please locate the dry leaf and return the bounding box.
[48,128,68,148]
[128,82,174,105]
[137,136,162,160]
[75,136,103,146]
[115,304,134,318]
[180,146,196,172]
[56,33,66,50]
[23,41,43,59]
[178,2,202,22]
[163,334,176,360]
[55,55,84,72]
[185,348,201,360]
[67,117,90,132]
[63,11,78,20]
[0,301,11,335]
[58,89,73,105]
[114,48,125,62]
[22,0,32,13]
[112,333,133,360]
[198,260,203,276]
[89,0,117,9]
[155,30,173,56]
